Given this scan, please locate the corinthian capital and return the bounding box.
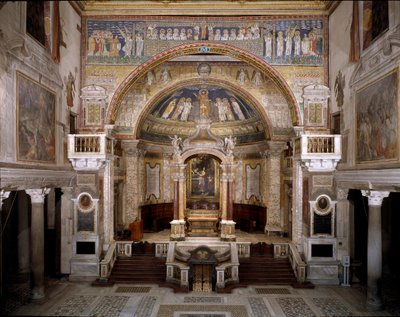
[361,190,390,206]
[26,188,51,204]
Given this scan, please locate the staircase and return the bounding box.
[108,255,166,284]
[218,243,297,293]
[238,255,297,285]
[105,242,187,292]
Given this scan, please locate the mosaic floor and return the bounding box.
[6,281,399,317]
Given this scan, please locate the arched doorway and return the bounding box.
[109,42,299,240]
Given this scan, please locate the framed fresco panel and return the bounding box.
[187,155,219,200]
[355,69,399,164]
[17,72,56,163]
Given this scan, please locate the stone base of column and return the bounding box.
[366,288,384,311]
[220,220,236,241]
[31,286,45,301]
[170,220,186,241]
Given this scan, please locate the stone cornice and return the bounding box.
[0,167,76,191]
[336,169,400,192]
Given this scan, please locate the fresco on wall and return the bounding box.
[17,72,56,163]
[84,17,325,66]
[356,70,398,163]
[150,85,256,122]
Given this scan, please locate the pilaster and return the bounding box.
[266,142,286,228]
[292,159,303,246]
[122,140,141,224]
[336,188,350,262]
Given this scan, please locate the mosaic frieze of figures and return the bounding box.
[84,17,326,66]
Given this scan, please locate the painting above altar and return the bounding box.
[187,154,220,200]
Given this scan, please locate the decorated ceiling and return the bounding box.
[139,84,266,145]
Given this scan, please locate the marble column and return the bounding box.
[173,176,179,220]
[17,191,30,275]
[361,190,389,311]
[60,187,73,274]
[26,188,50,300]
[177,164,186,221]
[170,163,186,241]
[266,142,286,227]
[220,164,236,241]
[0,190,10,210]
[0,190,10,301]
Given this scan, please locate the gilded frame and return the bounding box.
[186,155,219,200]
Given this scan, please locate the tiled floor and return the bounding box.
[4,231,400,316]
[5,279,399,317]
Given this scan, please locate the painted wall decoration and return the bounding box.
[187,155,219,199]
[17,72,56,163]
[356,70,398,163]
[150,85,256,123]
[84,17,326,66]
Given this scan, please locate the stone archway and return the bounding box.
[106,42,300,127]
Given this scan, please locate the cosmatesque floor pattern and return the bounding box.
[6,279,399,317]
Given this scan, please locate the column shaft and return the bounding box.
[26,188,50,300]
[227,181,233,220]
[18,191,30,274]
[362,190,389,311]
[173,180,179,220]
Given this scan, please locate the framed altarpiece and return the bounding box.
[355,69,399,165]
[186,155,219,201]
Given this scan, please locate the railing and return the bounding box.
[155,242,169,257]
[294,134,341,157]
[99,242,117,279]
[293,134,341,172]
[273,243,289,258]
[68,134,113,157]
[237,242,251,258]
[288,243,307,283]
[99,241,133,279]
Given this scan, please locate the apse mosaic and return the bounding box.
[150,85,256,123]
[84,17,326,66]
